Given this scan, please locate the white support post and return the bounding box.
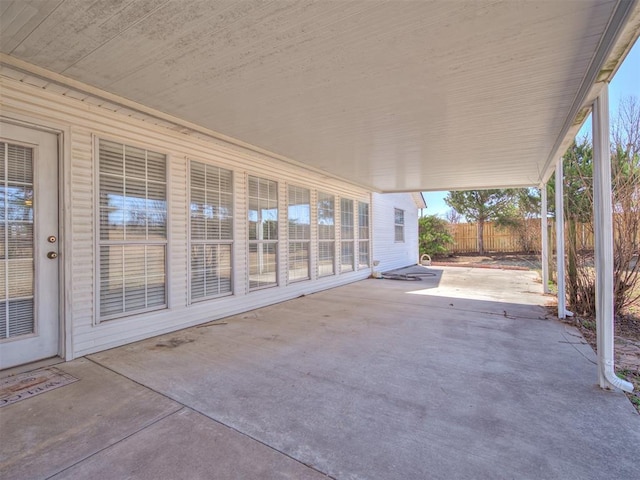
[555,161,566,319]
[541,185,550,294]
[592,85,633,392]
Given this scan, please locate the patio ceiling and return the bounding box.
[1,0,639,192]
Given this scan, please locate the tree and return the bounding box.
[445,189,516,254]
[557,138,594,313]
[611,96,640,311]
[505,188,542,253]
[547,96,640,316]
[418,215,453,256]
[445,208,462,224]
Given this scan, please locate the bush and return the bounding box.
[419,215,453,256]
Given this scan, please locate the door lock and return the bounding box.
[47,251,58,259]
[47,236,57,243]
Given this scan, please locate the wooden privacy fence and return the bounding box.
[447,219,598,254]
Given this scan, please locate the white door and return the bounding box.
[0,122,59,369]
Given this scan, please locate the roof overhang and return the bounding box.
[1,0,639,192]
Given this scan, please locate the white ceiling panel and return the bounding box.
[1,0,638,192]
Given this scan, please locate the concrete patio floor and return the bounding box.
[1,266,638,480]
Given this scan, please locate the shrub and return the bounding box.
[419,215,453,256]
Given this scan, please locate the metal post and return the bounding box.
[592,85,632,391]
[555,161,566,319]
[541,185,549,294]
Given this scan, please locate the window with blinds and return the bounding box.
[317,192,335,277]
[248,176,278,290]
[288,185,310,282]
[0,142,35,338]
[358,201,370,268]
[98,139,167,320]
[395,208,405,242]
[190,161,233,301]
[340,198,354,272]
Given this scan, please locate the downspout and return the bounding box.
[592,85,633,392]
[555,161,567,319]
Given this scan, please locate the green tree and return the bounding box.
[444,189,516,254]
[547,95,640,315]
[418,215,453,256]
[547,138,594,311]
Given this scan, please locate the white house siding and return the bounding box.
[371,193,420,272]
[0,76,375,360]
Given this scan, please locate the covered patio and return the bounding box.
[2,267,638,479]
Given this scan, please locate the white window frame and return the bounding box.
[394,208,405,243]
[247,175,279,291]
[358,201,370,268]
[287,185,311,283]
[317,191,336,277]
[340,198,355,273]
[95,137,168,323]
[188,160,234,303]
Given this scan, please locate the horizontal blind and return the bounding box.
[340,241,354,272]
[248,176,278,242]
[248,242,277,289]
[318,241,335,277]
[341,198,354,240]
[98,139,167,320]
[1,142,35,338]
[190,160,233,301]
[318,192,335,276]
[340,198,355,272]
[358,202,370,267]
[248,176,278,290]
[288,185,310,240]
[288,185,310,282]
[288,242,309,282]
[318,192,335,240]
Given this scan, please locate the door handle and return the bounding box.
[47,251,58,259]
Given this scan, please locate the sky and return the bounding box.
[422,39,640,218]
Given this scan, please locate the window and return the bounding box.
[358,202,370,268]
[317,192,335,276]
[288,185,310,282]
[0,142,34,338]
[248,176,278,290]
[340,198,354,272]
[190,161,233,301]
[98,139,167,320]
[394,208,405,242]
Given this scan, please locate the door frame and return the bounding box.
[1,114,69,364]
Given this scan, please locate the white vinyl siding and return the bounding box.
[372,193,421,272]
[189,161,233,301]
[394,208,405,242]
[340,198,354,272]
[358,201,370,268]
[288,185,310,282]
[97,139,167,321]
[248,176,278,290]
[1,77,374,359]
[317,192,335,277]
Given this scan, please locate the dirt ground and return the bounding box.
[431,252,542,270]
[433,252,640,412]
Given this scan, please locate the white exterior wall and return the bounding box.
[1,76,374,360]
[371,193,420,272]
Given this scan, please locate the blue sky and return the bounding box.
[422,39,640,218]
